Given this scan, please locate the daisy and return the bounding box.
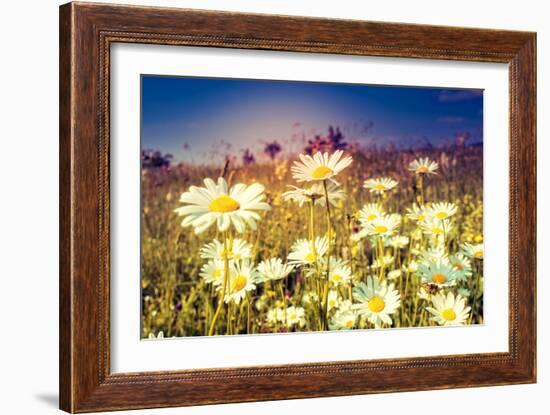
[402,260,419,274]
[282,182,346,207]
[353,279,401,328]
[426,292,471,326]
[426,202,458,220]
[419,217,454,237]
[387,269,402,280]
[358,203,385,225]
[266,307,285,325]
[223,261,260,304]
[329,307,357,330]
[418,260,460,287]
[327,290,340,311]
[370,255,395,270]
[301,292,320,306]
[419,245,448,265]
[388,235,409,249]
[284,306,306,328]
[287,237,329,266]
[199,259,228,286]
[291,150,353,182]
[462,242,484,259]
[175,177,270,234]
[257,258,294,281]
[408,157,439,175]
[406,204,428,222]
[448,253,472,281]
[328,261,352,285]
[199,238,253,261]
[363,177,399,194]
[363,214,402,238]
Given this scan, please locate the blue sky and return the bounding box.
[141,75,483,164]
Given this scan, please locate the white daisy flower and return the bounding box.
[363,177,399,194]
[363,214,401,237]
[222,261,260,304]
[287,237,329,266]
[402,260,419,274]
[266,307,285,324]
[327,290,340,312]
[291,150,353,182]
[462,242,484,259]
[329,307,357,330]
[301,292,320,306]
[282,182,346,207]
[388,235,409,249]
[199,238,253,261]
[408,157,439,175]
[370,255,395,270]
[426,202,458,220]
[419,217,454,237]
[358,203,385,225]
[426,292,471,326]
[387,269,402,280]
[448,253,473,281]
[175,177,270,234]
[199,259,228,286]
[353,279,401,328]
[419,245,448,265]
[406,203,428,222]
[418,260,460,287]
[284,306,306,328]
[321,257,352,285]
[257,258,294,281]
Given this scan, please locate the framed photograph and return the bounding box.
[59,2,536,412]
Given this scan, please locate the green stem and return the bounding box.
[322,180,333,330]
[279,282,287,330]
[208,232,229,336]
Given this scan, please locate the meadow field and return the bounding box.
[141,143,484,338]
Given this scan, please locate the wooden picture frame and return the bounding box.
[59,2,536,412]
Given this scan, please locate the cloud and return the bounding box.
[438,89,483,102]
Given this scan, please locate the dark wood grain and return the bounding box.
[59,2,536,412]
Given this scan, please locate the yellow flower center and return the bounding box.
[311,165,333,179]
[367,213,378,221]
[289,313,297,321]
[374,225,388,234]
[432,273,447,284]
[213,269,223,278]
[209,195,240,213]
[436,212,448,219]
[441,308,457,321]
[374,183,386,191]
[367,296,385,313]
[345,319,354,328]
[305,252,316,262]
[417,166,429,173]
[331,274,343,283]
[431,226,444,235]
[233,275,248,292]
[418,214,425,221]
[474,250,483,259]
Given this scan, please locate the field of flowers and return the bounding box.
[141,144,484,338]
